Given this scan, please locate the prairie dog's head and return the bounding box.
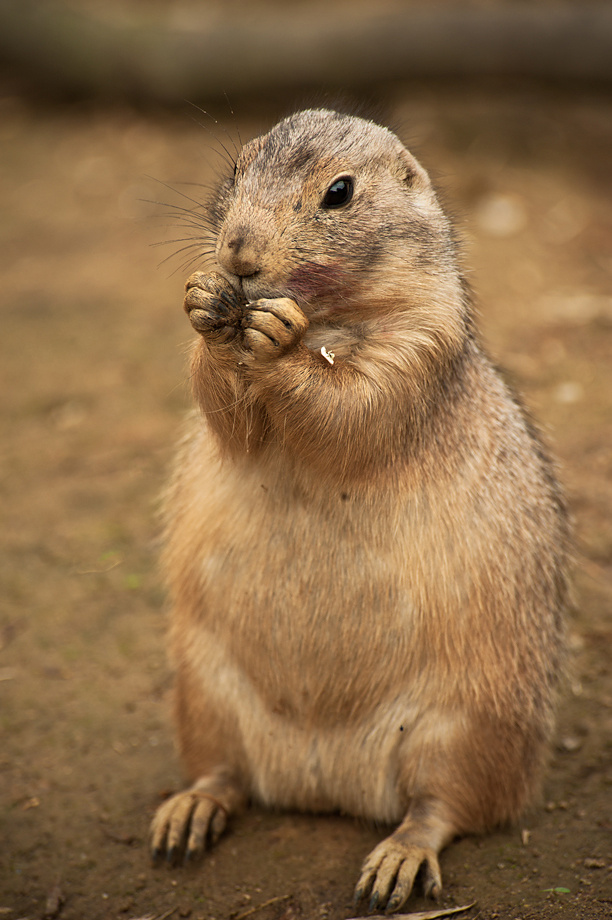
[213,109,460,320]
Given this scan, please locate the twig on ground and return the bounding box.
[231,894,292,920]
[345,903,476,920]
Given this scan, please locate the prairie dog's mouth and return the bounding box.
[241,276,290,306]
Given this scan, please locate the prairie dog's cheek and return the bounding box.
[287,261,349,301]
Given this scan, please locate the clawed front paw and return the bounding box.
[354,836,442,913]
[150,788,228,867]
[184,271,246,344]
[243,297,309,361]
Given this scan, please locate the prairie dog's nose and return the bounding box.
[217,229,260,278]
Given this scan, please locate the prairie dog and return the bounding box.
[151,109,568,910]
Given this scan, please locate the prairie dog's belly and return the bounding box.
[181,446,486,694]
[179,622,458,820]
[185,463,431,722]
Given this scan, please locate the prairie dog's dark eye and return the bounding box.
[322,177,353,209]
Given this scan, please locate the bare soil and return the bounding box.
[1,84,612,920]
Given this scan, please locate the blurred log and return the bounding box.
[0,1,612,102]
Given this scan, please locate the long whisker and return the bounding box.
[151,237,211,248]
[186,100,240,162]
[145,176,211,211]
[156,242,214,263]
[223,92,243,152]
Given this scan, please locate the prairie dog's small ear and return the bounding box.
[393,145,429,189]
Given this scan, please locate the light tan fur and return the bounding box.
[150,109,568,911]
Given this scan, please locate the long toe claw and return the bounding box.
[166,794,197,858]
[385,852,422,913]
[184,846,196,865]
[372,849,403,907]
[151,846,163,865]
[166,844,179,866]
[423,854,442,900]
[209,804,228,845]
[427,880,441,901]
[150,797,174,861]
[355,850,383,903]
[185,797,216,861]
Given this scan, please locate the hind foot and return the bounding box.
[150,776,240,866]
[355,837,442,912]
[354,799,456,912]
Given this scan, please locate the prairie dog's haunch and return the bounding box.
[150,109,568,910]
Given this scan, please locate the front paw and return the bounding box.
[243,298,309,362]
[183,271,246,344]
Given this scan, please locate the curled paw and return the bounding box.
[354,836,442,913]
[242,297,309,361]
[183,271,246,343]
[150,789,228,866]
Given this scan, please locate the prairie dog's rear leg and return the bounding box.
[355,712,544,910]
[150,772,245,865]
[354,798,456,912]
[150,664,247,865]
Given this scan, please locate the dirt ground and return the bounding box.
[1,83,612,920]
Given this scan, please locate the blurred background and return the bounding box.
[1,3,612,919]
